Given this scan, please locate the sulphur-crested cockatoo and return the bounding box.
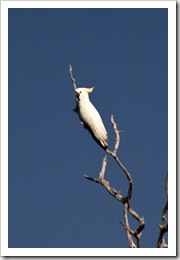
[74,87,108,149]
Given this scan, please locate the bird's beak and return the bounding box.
[75,91,80,101]
[85,87,94,93]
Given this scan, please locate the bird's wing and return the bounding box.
[78,101,108,148]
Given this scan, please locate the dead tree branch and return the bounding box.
[69,64,144,248]
[69,64,77,92]
[84,115,145,248]
[106,116,133,201]
[156,174,168,248]
[84,155,125,203]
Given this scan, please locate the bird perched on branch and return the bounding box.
[74,87,108,150]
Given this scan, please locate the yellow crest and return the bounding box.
[85,87,94,93]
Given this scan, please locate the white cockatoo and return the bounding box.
[74,87,108,149]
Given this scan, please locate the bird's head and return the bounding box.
[75,87,94,101]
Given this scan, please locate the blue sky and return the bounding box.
[8,8,168,248]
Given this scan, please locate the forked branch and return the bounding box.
[69,64,144,248]
[106,116,133,201]
[84,115,145,248]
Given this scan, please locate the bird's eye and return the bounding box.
[79,91,82,94]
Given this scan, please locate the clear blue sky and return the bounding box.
[8,8,168,248]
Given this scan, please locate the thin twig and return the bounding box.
[110,115,120,155]
[69,64,77,92]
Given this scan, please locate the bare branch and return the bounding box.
[123,203,137,248]
[165,173,168,197]
[128,205,145,247]
[69,64,77,92]
[99,155,108,180]
[110,115,120,155]
[106,116,133,200]
[84,115,145,248]
[83,175,100,183]
[69,65,145,248]
[156,173,168,248]
[84,155,125,203]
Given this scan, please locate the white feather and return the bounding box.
[75,88,108,148]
